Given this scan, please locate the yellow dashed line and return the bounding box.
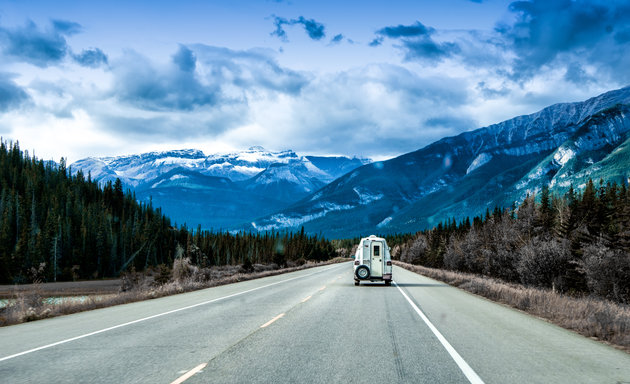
[260,313,285,328]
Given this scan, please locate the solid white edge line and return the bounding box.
[170,363,207,384]
[394,281,485,384]
[0,263,348,363]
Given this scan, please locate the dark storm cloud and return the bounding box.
[271,16,326,41]
[497,0,630,80]
[370,21,460,61]
[172,44,196,72]
[0,20,72,66]
[0,73,30,112]
[112,45,309,112]
[112,50,218,111]
[0,19,110,68]
[51,20,82,35]
[72,48,109,68]
[376,22,432,38]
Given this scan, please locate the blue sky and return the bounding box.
[1,0,629,162]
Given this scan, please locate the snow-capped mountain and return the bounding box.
[246,86,630,238]
[71,146,369,229]
[72,147,298,186]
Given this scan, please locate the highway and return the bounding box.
[1,262,629,383]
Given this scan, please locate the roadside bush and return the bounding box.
[482,218,520,281]
[444,236,465,271]
[120,267,144,292]
[273,251,286,268]
[582,243,630,304]
[400,233,428,264]
[517,237,570,290]
[459,229,484,274]
[153,264,172,285]
[239,257,254,273]
[172,257,197,282]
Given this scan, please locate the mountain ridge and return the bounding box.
[71,147,370,230]
[245,86,630,237]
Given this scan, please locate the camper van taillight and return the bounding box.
[386,260,392,266]
[354,260,360,265]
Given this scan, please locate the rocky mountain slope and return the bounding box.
[246,87,630,238]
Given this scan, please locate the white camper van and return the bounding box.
[354,235,392,286]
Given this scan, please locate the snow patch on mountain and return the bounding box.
[353,187,383,205]
[552,146,575,166]
[377,216,392,228]
[153,157,205,167]
[466,153,492,174]
[252,202,354,231]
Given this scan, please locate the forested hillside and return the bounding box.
[397,180,630,304]
[0,141,336,284]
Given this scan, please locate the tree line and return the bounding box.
[0,141,336,284]
[397,180,630,304]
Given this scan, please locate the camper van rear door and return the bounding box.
[371,242,383,277]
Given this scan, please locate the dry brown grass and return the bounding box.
[0,258,350,327]
[394,260,630,352]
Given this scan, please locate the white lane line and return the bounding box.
[0,263,347,363]
[301,295,312,303]
[319,285,326,291]
[260,313,285,328]
[171,363,207,384]
[394,281,485,384]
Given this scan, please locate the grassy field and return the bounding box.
[394,261,630,353]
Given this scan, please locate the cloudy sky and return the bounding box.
[1,0,629,162]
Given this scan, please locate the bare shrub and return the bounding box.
[400,233,428,264]
[582,243,630,304]
[120,267,145,292]
[482,216,520,281]
[444,236,465,271]
[517,237,570,290]
[459,228,484,274]
[390,244,402,260]
[153,264,172,286]
[172,257,198,282]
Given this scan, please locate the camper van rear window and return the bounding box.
[374,245,380,256]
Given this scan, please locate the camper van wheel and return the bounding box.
[355,265,370,280]
[384,280,391,286]
[354,279,360,286]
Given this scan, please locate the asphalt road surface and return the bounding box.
[1,262,629,383]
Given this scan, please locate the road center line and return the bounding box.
[261,313,285,328]
[301,295,312,303]
[394,281,485,384]
[170,363,207,384]
[319,285,326,291]
[0,263,347,363]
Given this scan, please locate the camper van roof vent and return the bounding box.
[369,235,377,238]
